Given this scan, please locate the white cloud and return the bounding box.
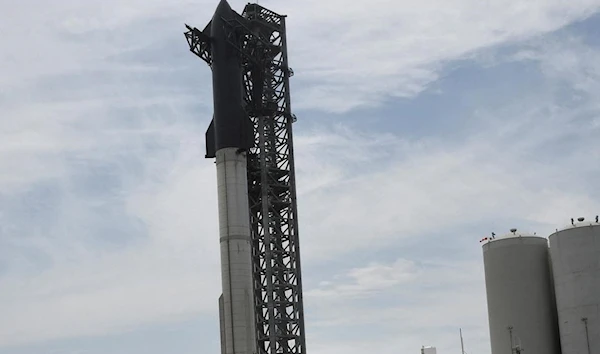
[305,258,489,353]
[306,259,418,299]
[279,0,600,112]
[0,133,222,346]
[3,0,600,110]
[296,116,600,262]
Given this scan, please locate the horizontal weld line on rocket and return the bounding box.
[220,235,252,242]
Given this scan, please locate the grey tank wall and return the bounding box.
[483,236,561,354]
[549,223,600,354]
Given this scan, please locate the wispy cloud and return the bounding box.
[305,258,488,353]
[306,259,418,299]
[282,0,600,112]
[296,107,600,261]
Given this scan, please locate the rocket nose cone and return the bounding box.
[215,0,233,15]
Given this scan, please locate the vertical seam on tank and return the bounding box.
[583,317,591,354]
[224,150,236,354]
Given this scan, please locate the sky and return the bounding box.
[1,0,600,353]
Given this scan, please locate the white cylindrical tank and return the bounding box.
[421,346,436,354]
[482,231,561,354]
[549,218,600,354]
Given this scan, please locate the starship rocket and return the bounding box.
[200,1,256,354]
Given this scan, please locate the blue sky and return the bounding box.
[1,0,600,353]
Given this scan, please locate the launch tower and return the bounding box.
[184,2,307,354]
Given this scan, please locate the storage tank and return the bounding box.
[549,217,600,354]
[482,230,561,354]
[421,346,436,354]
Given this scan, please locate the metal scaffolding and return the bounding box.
[184,3,307,354]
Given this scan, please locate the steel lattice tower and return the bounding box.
[184,3,307,354]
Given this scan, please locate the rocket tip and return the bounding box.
[213,0,234,18]
[216,0,232,10]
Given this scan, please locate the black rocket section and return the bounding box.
[205,117,216,158]
[204,0,253,158]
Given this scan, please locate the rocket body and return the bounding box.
[205,0,253,159]
[202,1,256,354]
[216,147,256,354]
